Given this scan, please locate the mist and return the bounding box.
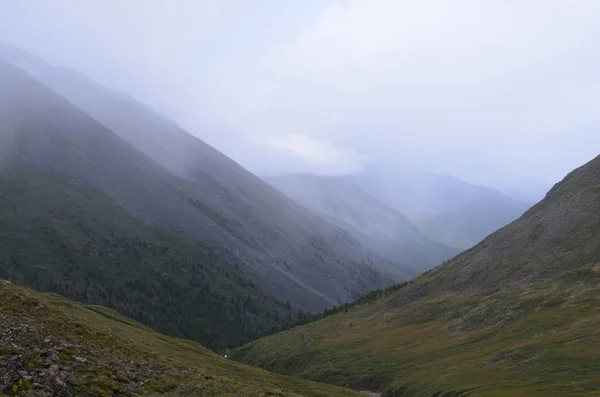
[2,0,599,201]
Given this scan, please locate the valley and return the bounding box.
[234,154,600,396]
[0,25,598,397]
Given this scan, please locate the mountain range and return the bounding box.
[349,162,529,249]
[1,42,599,397]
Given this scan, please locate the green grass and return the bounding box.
[234,267,600,396]
[0,282,360,396]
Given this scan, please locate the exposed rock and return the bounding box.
[361,391,383,397]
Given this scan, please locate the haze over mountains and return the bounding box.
[1,2,599,396]
[349,162,530,249]
[0,45,544,337]
[266,165,528,268]
[266,174,458,274]
[0,50,419,351]
[0,58,298,347]
[1,46,415,309]
[1,29,599,397]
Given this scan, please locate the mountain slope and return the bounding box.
[350,163,529,249]
[0,51,395,312]
[0,282,360,396]
[266,174,458,275]
[0,165,300,349]
[234,154,600,396]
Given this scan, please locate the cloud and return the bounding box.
[268,134,370,175]
[0,0,228,116]
[1,0,599,197]
[210,0,600,192]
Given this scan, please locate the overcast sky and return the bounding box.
[1,0,599,200]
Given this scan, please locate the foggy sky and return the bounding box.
[1,0,599,201]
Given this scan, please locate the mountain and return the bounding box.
[35,56,400,310]
[0,57,397,349]
[349,162,529,249]
[0,47,397,315]
[0,282,360,396]
[266,174,459,275]
[234,154,600,396]
[0,164,301,349]
[0,58,311,348]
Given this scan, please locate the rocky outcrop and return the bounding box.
[0,307,165,396]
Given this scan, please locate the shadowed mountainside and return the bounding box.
[0,164,300,349]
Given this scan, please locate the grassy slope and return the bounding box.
[234,272,600,396]
[0,282,360,397]
[0,166,302,349]
[233,155,600,396]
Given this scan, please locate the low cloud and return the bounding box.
[2,0,599,198]
[267,134,370,176]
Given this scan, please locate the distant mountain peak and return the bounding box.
[347,163,529,249]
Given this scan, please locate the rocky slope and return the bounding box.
[234,154,600,396]
[0,281,360,397]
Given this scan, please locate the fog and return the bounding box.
[1,0,599,201]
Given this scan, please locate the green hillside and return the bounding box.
[233,155,600,396]
[0,281,360,396]
[0,166,302,349]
